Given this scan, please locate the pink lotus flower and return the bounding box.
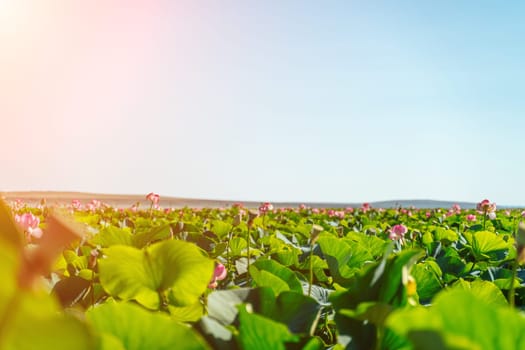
[86,199,102,212]
[146,192,160,209]
[451,204,461,213]
[71,199,82,210]
[258,202,273,213]
[361,203,371,213]
[15,212,43,240]
[476,199,496,213]
[425,211,431,218]
[389,224,408,241]
[17,212,85,289]
[466,214,477,222]
[208,262,227,289]
[312,208,320,214]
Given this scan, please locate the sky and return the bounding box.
[1,0,524,205]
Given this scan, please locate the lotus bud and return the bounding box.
[310,224,323,245]
[89,248,100,269]
[405,275,417,297]
[208,262,227,289]
[247,210,259,227]
[233,213,242,227]
[402,265,418,306]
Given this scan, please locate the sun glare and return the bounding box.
[0,0,26,35]
[0,0,16,19]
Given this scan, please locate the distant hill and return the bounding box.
[370,199,477,209]
[0,191,520,209]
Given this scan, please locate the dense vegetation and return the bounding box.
[1,195,525,349]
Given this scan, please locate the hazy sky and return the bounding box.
[1,1,524,205]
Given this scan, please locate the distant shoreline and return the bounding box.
[1,191,522,209]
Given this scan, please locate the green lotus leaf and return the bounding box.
[229,237,247,257]
[249,259,303,295]
[464,231,513,261]
[236,304,299,350]
[207,287,321,336]
[433,227,458,243]
[330,248,424,349]
[92,226,133,247]
[412,261,443,302]
[317,235,373,285]
[451,279,507,306]
[87,302,210,350]
[132,223,172,248]
[211,220,233,239]
[3,292,95,350]
[387,288,525,349]
[98,240,214,309]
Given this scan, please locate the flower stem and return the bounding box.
[510,258,518,308]
[225,228,233,276]
[308,243,314,297]
[91,269,95,309]
[246,226,251,283]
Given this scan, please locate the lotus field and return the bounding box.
[2,195,525,349]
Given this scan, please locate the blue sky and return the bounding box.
[1,1,524,205]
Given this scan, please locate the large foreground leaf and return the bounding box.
[207,287,322,335]
[98,240,214,309]
[236,304,299,350]
[3,292,95,350]
[330,248,424,349]
[387,288,525,349]
[451,279,508,306]
[87,302,210,350]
